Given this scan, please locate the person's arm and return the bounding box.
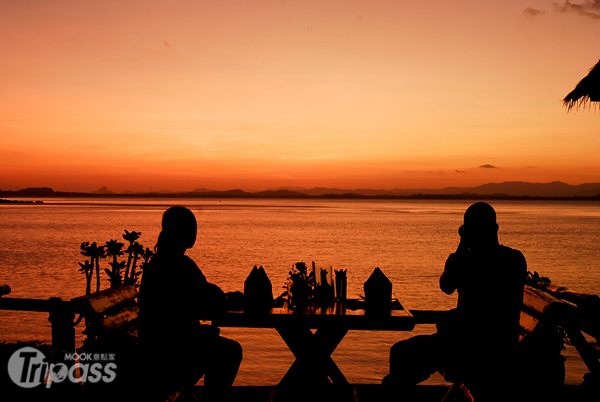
[203,282,226,316]
[507,250,528,308]
[440,254,459,295]
[440,225,469,295]
[178,257,216,319]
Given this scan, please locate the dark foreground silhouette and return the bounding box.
[384,202,527,401]
[139,206,242,401]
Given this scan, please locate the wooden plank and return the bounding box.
[0,297,62,312]
[538,283,599,307]
[522,285,563,315]
[99,305,139,331]
[410,310,448,324]
[519,311,539,337]
[126,324,138,338]
[213,309,414,331]
[71,285,138,315]
[565,326,600,376]
[529,284,600,340]
[521,286,578,341]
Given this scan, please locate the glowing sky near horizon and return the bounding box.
[1,0,599,192]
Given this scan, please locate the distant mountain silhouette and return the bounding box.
[254,189,309,198]
[91,186,115,194]
[275,186,398,196]
[391,181,600,197]
[3,181,600,199]
[285,181,600,198]
[19,187,54,194]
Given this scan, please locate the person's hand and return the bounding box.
[456,225,469,252]
[225,290,244,300]
[224,291,245,311]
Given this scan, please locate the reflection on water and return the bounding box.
[1,198,599,385]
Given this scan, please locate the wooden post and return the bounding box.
[0,284,10,297]
[48,297,75,355]
[565,323,600,377]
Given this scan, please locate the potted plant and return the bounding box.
[285,262,315,308]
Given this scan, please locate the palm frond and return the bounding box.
[564,59,600,112]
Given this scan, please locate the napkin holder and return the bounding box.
[244,265,273,313]
[335,269,347,301]
[364,267,392,314]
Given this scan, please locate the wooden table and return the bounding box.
[212,299,415,388]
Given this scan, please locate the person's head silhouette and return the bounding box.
[461,202,499,249]
[155,206,197,254]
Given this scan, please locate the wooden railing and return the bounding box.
[0,284,76,353]
[1,282,598,383]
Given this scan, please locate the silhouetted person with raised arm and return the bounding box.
[139,206,242,401]
[384,202,527,401]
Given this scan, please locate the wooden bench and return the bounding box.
[70,284,140,349]
[439,285,576,402]
[534,283,600,374]
[530,283,600,399]
[70,285,141,393]
[70,285,199,402]
[513,285,577,400]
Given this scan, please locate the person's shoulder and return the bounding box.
[499,245,523,255]
[181,255,208,281]
[181,254,199,266]
[446,250,467,263]
[499,245,527,264]
[145,253,163,269]
[447,249,466,259]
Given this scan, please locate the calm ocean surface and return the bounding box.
[1,198,599,385]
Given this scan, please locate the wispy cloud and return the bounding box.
[523,7,545,17]
[455,170,467,173]
[555,0,600,19]
[479,164,499,169]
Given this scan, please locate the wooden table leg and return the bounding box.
[276,325,349,386]
[312,327,349,385]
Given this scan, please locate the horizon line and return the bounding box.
[2,180,600,200]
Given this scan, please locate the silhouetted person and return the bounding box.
[139,206,242,401]
[384,202,526,401]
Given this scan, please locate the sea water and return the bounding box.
[1,198,599,385]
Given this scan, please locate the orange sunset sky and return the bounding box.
[1,0,599,193]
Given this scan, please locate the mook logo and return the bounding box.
[7,347,117,388]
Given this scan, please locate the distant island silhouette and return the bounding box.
[2,181,600,200]
[0,198,44,204]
